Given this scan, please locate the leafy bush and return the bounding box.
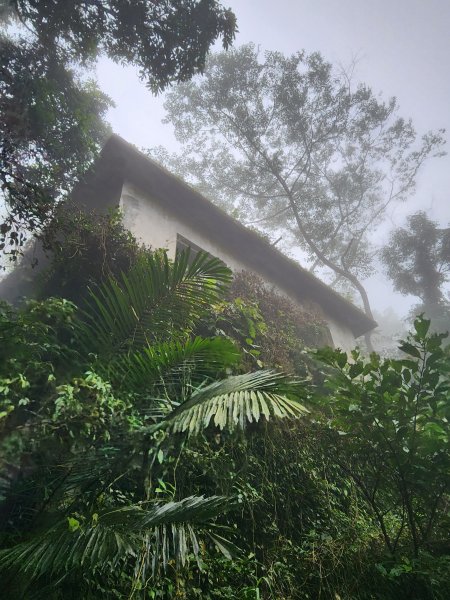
[198,270,331,373]
[314,316,449,559]
[38,205,142,304]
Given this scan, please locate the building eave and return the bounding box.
[72,135,377,338]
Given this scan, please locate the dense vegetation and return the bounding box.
[1,222,449,598]
[1,4,448,597]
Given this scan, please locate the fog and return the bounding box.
[94,0,450,326]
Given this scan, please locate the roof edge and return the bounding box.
[78,134,377,338]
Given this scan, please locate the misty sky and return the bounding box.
[96,0,450,318]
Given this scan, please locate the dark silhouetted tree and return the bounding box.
[382,211,450,331]
[0,36,112,258]
[0,1,237,259]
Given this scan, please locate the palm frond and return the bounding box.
[0,495,232,586]
[161,371,309,436]
[78,250,232,357]
[48,447,133,511]
[105,336,240,394]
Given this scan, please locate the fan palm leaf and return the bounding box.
[160,370,309,436]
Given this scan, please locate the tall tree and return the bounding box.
[0,35,112,258]
[153,44,445,348]
[7,1,236,92]
[382,211,450,331]
[0,1,237,259]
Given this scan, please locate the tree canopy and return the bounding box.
[153,44,445,346]
[0,36,112,257]
[0,0,237,260]
[7,1,236,92]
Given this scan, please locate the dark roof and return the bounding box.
[72,134,377,338]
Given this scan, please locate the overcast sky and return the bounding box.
[96,0,450,317]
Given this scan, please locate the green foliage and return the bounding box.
[162,371,308,436]
[0,495,232,598]
[0,34,112,258]
[51,371,136,447]
[80,249,233,357]
[165,420,384,600]
[0,296,77,435]
[11,0,237,92]
[106,336,240,396]
[198,270,330,373]
[40,207,141,304]
[0,249,307,598]
[314,315,450,560]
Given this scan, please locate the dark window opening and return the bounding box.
[176,233,226,267]
[176,233,205,262]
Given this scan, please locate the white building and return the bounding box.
[1,135,376,350]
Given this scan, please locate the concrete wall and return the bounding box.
[327,316,358,351]
[121,182,251,271]
[120,182,357,351]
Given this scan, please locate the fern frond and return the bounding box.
[162,371,308,435]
